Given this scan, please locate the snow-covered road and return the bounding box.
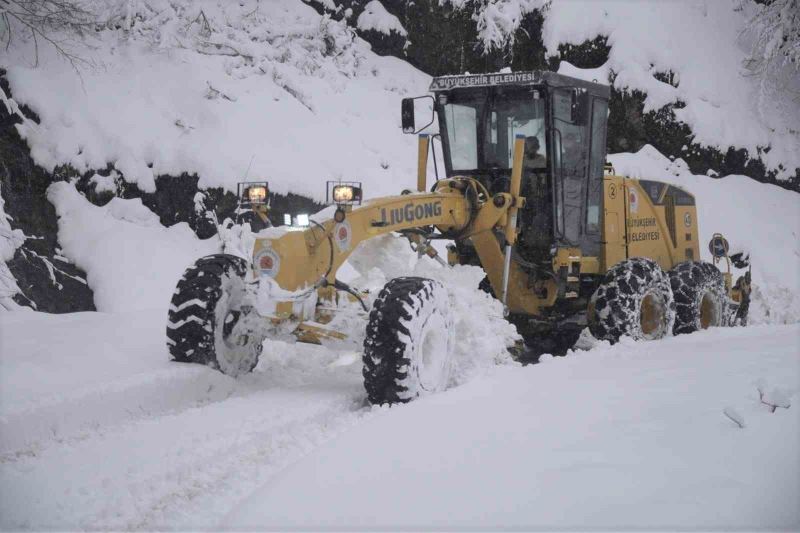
[0,310,368,529]
[1,310,797,530]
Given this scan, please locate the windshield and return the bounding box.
[441,88,546,173]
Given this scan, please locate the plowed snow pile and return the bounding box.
[46,182,220,311]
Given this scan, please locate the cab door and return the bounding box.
[550,89,588,248]
[581,97,608,259]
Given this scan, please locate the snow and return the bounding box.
[1,0,430,200]
[2,303,795,529]
[557,59,611,85]
[224,324,799,530]
[0,309,367,529]
[469,0,547,52]
[88,171,118,194]
[544,0,799,181]
[46,182,219,312]
[0,182,27,310]
[356,0,408,37]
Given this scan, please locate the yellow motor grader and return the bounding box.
[167,71,750,404]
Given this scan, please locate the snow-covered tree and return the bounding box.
[442,0,549,54]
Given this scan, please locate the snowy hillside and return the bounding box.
[2,0,798,199]
[1,0,430,199]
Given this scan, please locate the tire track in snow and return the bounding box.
[0,377,370,530]
[0,366,237,456]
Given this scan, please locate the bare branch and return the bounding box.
[1,0,96,76]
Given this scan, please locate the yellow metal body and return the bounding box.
[249,152,702,343]
[253,181,471,324]
[601,174,700,273]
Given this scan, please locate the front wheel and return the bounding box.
[588,257,676,343]
[363,277,455,405]
[166,254,263,377]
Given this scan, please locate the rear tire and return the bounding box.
[589,257,675,343]
[669,261,727,335]
[166,254,262,377]
[363,277,455,405]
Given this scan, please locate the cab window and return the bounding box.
[586,98,608,233]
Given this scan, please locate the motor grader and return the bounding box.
[167,70,751,405]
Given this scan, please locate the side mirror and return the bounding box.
[570,88,590,125]
[708,234,730,259]
[401,96,435,134]
[401,98,415,133]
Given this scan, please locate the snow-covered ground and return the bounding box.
[1,309,797,530]
[226,325,799,530]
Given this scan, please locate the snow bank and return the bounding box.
[609,145,800,325]
[46,182,219,312]
[225,324,799,529]
[1,0,430,200]
[545,0,799,180]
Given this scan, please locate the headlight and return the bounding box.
[283,214,292,226]
[326,181,362,205]
[247,185,268,204]
[333,185,354,203]
[296,214,310,227]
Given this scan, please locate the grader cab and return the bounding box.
[166,71,751,405]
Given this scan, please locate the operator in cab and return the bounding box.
[523,136,546,170]
[518,135,551,261]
